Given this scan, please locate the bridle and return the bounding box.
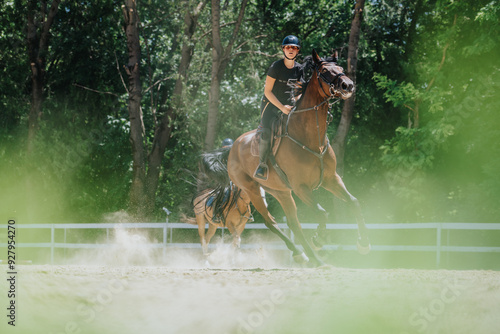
[277,61,348,190]
[316,61,349,98]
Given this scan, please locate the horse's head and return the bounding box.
[312,49,354,100]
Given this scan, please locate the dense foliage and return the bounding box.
[1,0,498,223]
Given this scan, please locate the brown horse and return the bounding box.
[209,49,370,267]
[187,186,252,256]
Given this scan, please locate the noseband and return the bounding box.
[316,62,347,97]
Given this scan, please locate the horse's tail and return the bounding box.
[199,147,232,186]
[197,146,241,223]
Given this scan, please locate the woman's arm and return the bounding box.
[264,75,293,115]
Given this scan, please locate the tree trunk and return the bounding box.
[144,0,208,213]
[204,0,223,151]
[122,0,146,217]
[26,0,61,153]
[204,0,247,151]
[332,0,365,177]
[405,0,423,61]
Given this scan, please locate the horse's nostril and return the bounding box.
[341,82,348,90]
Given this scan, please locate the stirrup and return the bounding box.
[254,164,268,180]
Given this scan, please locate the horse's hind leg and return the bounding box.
[324,173,371,254]
[238,182,307,263]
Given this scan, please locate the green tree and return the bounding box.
[204,0,248,151]
[374,0,500,221]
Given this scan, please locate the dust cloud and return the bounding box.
[67,211,286,270]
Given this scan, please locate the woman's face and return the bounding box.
[283,45,299,59]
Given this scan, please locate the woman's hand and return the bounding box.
[264,76,293,115]
[281,105,293,115]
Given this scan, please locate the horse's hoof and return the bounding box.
[357,239,371,255]
[293,252,309,264]
[310,236,323,251]
[308,258,329,269]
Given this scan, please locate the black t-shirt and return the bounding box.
[265,59,303,105]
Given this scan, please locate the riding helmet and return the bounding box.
[282,35,300,48]
[221,138,233,147]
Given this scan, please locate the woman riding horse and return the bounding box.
[207,49,370,267]
[254,35,304,180]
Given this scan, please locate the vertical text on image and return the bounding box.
[6,219,17,326]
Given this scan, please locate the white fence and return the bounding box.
[1,222,500,267]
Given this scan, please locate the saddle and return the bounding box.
[206,187,230,208]
[250,115,285,157]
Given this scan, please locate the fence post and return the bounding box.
[162,207,171,259]
[51,224,55,264]
[436,223,442,268]
[163,222,167,259]
[64,228,67,260]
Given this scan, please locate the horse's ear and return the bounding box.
[312,49,321,65]
[332,50,338,62]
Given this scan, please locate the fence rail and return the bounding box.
[1,222,499,267]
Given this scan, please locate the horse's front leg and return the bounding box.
[204,221,218,250]
[226,218,241,250]
[293,186,329,250]
[310,203,328,250]
[196,213,209,255]
[271,189,326,267]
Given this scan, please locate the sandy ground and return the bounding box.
[1,230,499,334]
[1,256,500,334]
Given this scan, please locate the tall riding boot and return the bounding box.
[254,129,271,180]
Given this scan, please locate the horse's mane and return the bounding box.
[288,55,315,106]
[302,55,316,80]
[194,146,242,223]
